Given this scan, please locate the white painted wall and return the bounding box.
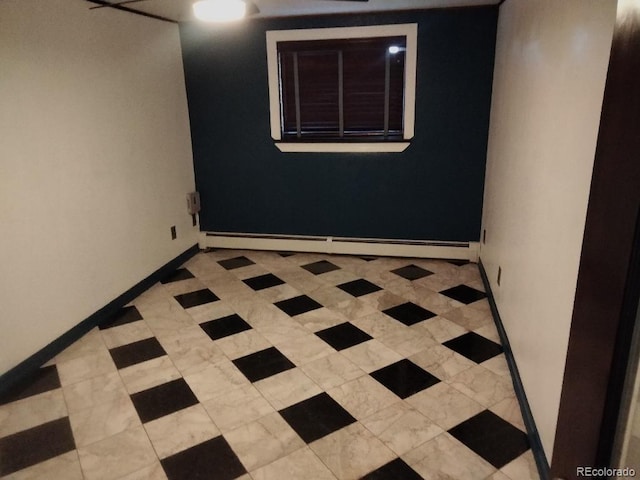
[481,0,617,460]
[0,0,197,375]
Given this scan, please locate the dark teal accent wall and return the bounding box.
[180,7,497,241]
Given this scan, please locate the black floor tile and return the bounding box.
[337,279,382,297]
[243,273,285,291]
[448,410,529,468]
[278,251,295,257]
[99,305,143,330]
[440,284,486,304]
[232,347,295,382]
[370,359,440,399]
[383,302,436,326]
[130,378,199,423]
[391,264,433,281]
[161,268,195,284]
[279,392,356,443]
[443,332,503,364]
[315,323,372,351]
[200,314,252,341]
[109,337,166,370]
[0,417,75,476]
[361,458,423,480]
[447,259,470,266]
[174,289,219,309]
[0,365,60,405]
[301,260,341,275]
[218,256,255,270]
[359,256,377,262]
[160,436,246,480]
[274,295,323,317]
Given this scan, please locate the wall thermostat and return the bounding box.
[187,191,201,215]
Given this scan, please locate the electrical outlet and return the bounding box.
[497,266,502,286]
[171,226,177,240]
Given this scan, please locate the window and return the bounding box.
[266,24,418,153]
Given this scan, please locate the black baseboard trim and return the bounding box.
[478,259,551,480]
[0,244,200,398]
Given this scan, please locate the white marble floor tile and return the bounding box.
[258,283,304,303]
[77,426,158,480]
[310,422,396,480]
[406,382,484,430]
[56,349,117,387]
[202,384,275,433]
[185,300,235,324]
[273,334,334,366]
[442,304,494,331]
[300,353,366,390]
[68,394,141,447]
[293,307,350,332]
[340,340,403,374]
[306,286,354,308]
[487,471,514,480]
[474,323,501,343]
[63,371,129,414]
[409,344,475,381]
[143,304,196,338]
[255,369,323,410]
[119,356,182,395]
[500,450,540,480]
[350,311,408,339]
[100,321,154,349]
[402,432,495,480]
[156,326,225,375]
[328,376,399,420]
[224,412,306,472]
[115,461,168,480]
[378,327,438,357]
[250,446,337,480]
[482,354,511,377]
[214,329,273,360]
[447,364,515,408]
[414,289,465,316]
[0,389,67,437]
[225,294,274,320]
[412,316,468,343]
[183,359,249,403]
[144,404,219,459]
[252,317,310,345]
[489,395,526,431]
[358,290,406,311]
[159,278,206,297]
[360,402,443,455]
[54,328,107,364]
[329,298,377,320]
[229,263,271,280]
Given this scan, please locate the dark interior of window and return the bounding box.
[278,36,406,141]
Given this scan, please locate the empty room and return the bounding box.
[1,0,639,479]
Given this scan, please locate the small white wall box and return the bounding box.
[186,191,201,214]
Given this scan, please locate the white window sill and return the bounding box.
[274,142,411,153]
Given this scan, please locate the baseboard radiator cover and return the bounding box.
[201,232,479,262]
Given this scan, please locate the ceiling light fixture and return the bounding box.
[193,0,247,22]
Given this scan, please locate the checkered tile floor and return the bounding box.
[0,249,540,480]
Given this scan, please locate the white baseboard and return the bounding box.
[200,232,480,262]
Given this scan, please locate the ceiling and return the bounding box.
[88,0,501,23]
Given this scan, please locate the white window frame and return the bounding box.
[266,23,418,153]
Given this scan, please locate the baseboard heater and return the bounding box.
[201,232,479,262]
